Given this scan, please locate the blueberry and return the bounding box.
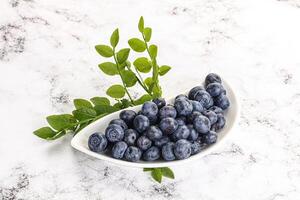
[174,99,193,116]
[159,105,177,119]
[141,101,158,118]
[133,115,150,133]
[187,111,202,124]
[119,110,136,126]
[211,113,226,131]
[175,94,189,101]
[112,141,128,159]
[124,146,142,162]
[154,136,170,148]
[202,131,217,144]
[174,139,192,160]
[190,100,204,112]
[148,114,158,125]
[190,141,201,155]
[159,117,178,134]
[124,129,139,145]
[193,115,211,134]
[202,110,218,124]
[105,124,124,142]
[136,135,152,151]
[188,86,204,100]
[143,146,160,161]
[88,133,108,153]
[146,126,163,141]
[206,83,225,97]
[194,90,214,109]
[109,119,128,130]
[205,73,222,86]
[187,124,199,141]
[214,94,230,110]
[209,106,224,114]
[162,142,176,161]
[173,125,190,140]
[176,117,186,126]
[152,98,166,109]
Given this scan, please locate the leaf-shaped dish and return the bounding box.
[71,80,239,168]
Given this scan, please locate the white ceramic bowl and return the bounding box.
[71,80,239,168]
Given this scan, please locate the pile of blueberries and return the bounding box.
[88,73,230,162]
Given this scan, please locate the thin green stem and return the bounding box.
[112,48,135,104]
[125,65,152,95]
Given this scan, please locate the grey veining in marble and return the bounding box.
[1,0,300,199]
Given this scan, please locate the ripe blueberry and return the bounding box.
[188,86,204,100]
[109,119,128,130]
[124,129,139,145]
[214,94,230,110]
[174,99,193,116]
[136,135,152,151]
[153,98,166,109]
[202,110,218,124]
[159,117,178,135]
[133,115,150,133]
[143,146,160,161]
[206,82,225,97]
[193,115,211,134]
[105,124,124,142]
[162,142,176,161]
[112,141,128,159]
[141,101,158,118]
[194,90,213,109]
[205,73,222,86]
[88,133,107,153]
[173,125,190,140]
[124,146,142,162]
[159,105,177,119]
[119,110,136,126]
[146,125,163,141]
[174,139,192,160]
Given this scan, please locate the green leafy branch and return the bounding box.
[143,167,175,183]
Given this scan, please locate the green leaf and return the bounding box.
[117,48,130,64]
[94,105,118,115]
[144,77,153,88]
[159,65,171,76]
[73,99,93,109]
[151,168,162,183]
[121,99,132,108]
[110,28,119,48]
[49,130,66,140]
[134,94,152,105]
[121,70,137,87]
[75,122,89,134]
[90,97,110,106]
[161,167,175,179]
[149,45,157,59]
[143,27,152,42]
[72,108,97,121]
[95,45,113,57]
[128,38,146,52]
[98,62,118,76]
[33,127,57,139]
[106,85,126,98]
[152,84,162,98]
[133,57,151,73]
[46,114,77,131]
[138,16,144,33]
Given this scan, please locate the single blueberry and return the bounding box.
[175,94,189,101]
[154,136,170,148]
[148,114,158,125]
[174,99,193,116]
[124,129,139,145]
[206,82,225,97]
[112,141,128,159]
[136,135,152,151]
[162,142,176,161]
[109,119,128,130]
[214,94,230,110]
[202,110,218,124]
[105,124,124,142]
[176,117,186,126]
[187,124,199,141]
[209,106,224,114]
[194,90,214,109]
[173,125,190,140]
[124,146,142,162]
[152,98,166,109]
[202,131,218,144]
[133,115,150,133]
[188,86,204,100]
[174,139,192,160]
[146,126,163,141]
[211,113,226,131]
[187,111,202,124]
[190,100,204,112]
[159,117,178,135]
[159,105,177,119]
[119,110,136,127]
[88,133,108,153]
[141,101,158,118]
[193,115,211,134]
[143,146,160,161]
[190,141,206,155]
[205,73,222,86]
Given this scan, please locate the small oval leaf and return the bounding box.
[133,57,151,73]
[95,45,113,57]
[121,70,137,87]
[138,16,144,33]
[149,45,157,59]
[143,27,152,42]
[74,99,93,109]
[110,29,119,48]
[144,77,153,88]
[98,62,118,76]
[46,114,77,131]
[90,97,110,106]
[106,85,125,98]
[128,38,146,52]
[159,65,171,76]
[117,48,130,64]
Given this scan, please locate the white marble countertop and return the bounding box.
[1,0,300,199]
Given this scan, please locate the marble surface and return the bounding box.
[1,0,300,199]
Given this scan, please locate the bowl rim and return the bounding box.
[71,79,240,168]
